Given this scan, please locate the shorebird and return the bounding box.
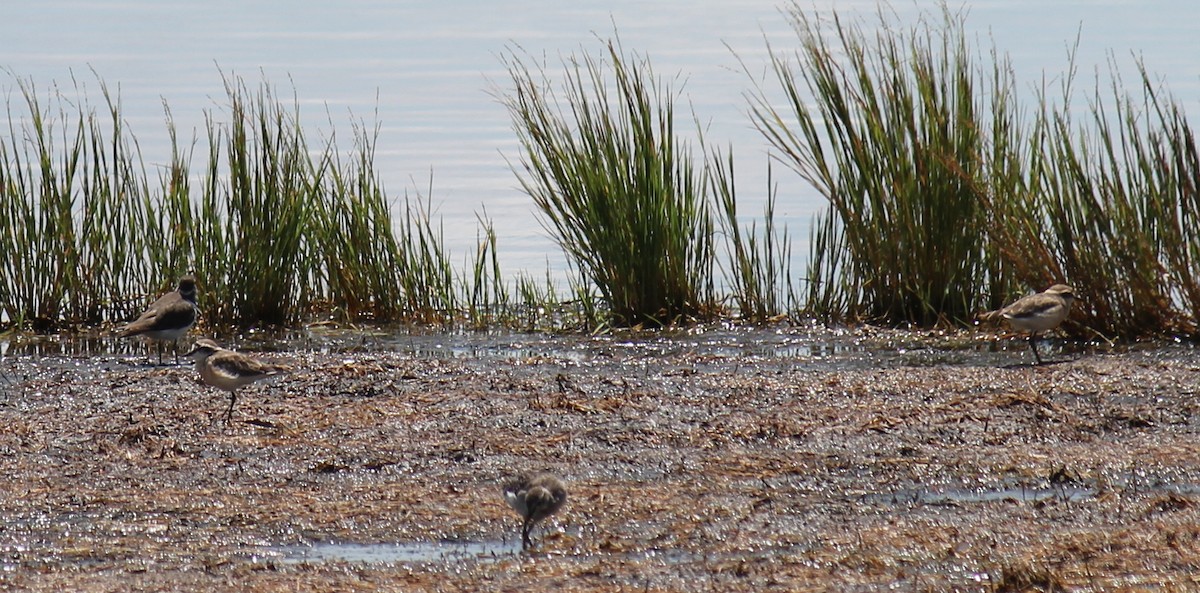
[185,338,291,423]
[980,284,1076,365]
[503,473,567,550]
[119,275,198,365]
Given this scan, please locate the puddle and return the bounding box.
[271,539,520,564]
[266,538,813,568]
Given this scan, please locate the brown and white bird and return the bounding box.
[980,284,1076,365]
[185,338,291,423]
[119,275,198,365]
[503,473,567,550]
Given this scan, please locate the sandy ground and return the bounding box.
[1,330,1199,592]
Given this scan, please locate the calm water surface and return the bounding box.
[2,1,1198,279]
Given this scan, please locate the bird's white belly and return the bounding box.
[142,325,192,341]
[1004,308,1067,332]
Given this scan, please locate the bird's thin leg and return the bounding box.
[1028,334,1044,365]
[521,519,532,550]
[157,342,165,366]
[224,391,238,423]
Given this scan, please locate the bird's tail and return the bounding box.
[976,309,1004,324]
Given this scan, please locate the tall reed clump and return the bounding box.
[750,5,1008,325]
[0,72,476,330]
[315,118,410,323]
[500,40,719,327]
[392,190,457,325]
[144,108,202,300]
[191,76,321,326]
[464,212,510,329]
[192,76,474,327]
[753,2,1199,337]
[994,62,1200,337]
[0,76,170,329]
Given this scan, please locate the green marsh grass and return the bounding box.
[6,9,1200,339]
[711,153,794,322]
[0,73,507,330]
[0,76,165,329]
[3,41,796,333]
[314,119,406,322]
[500,41,723,327]
[392,192,457,325]
[197,76,317,326]
[1010,62,1200,337]
[752,4,1199,337]
[463,212,509,329]
[193,78,494,327]
[750,6,1004,325]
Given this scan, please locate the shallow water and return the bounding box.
[271,539,519,564]
[870,485,1098,506]
[3,324,1181,374]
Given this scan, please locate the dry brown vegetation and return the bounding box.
[1,332,1199,591]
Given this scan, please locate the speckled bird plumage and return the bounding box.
[186,338,290,422]
[503,473,567,550]
[982,284,1076,364]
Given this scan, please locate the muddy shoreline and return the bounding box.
[1,330,1198,591]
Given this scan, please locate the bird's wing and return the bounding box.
[119,305,164,336]
[209,351,281,381]
[119,291,195,336]
[154,301,197,328]
[1003,294,1063,319]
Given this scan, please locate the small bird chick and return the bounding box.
[503,473,567,550]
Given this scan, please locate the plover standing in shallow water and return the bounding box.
[119,275,198,365]
[981,284,1076,365]
[503,473,567,550]
[185,338,291,423]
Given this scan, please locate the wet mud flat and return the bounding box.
[1,330,1199,591]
